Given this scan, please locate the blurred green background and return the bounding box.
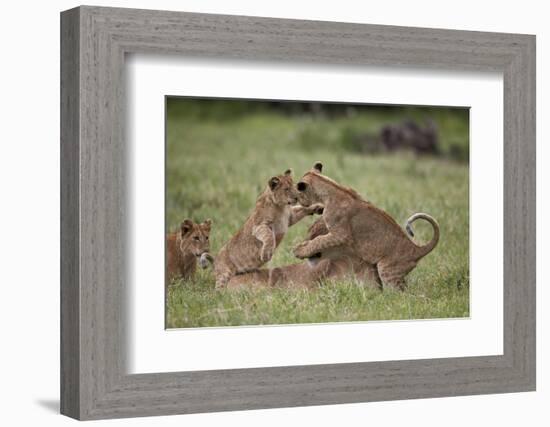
[166,97,469,328]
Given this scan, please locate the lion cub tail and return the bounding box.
[405,213,440,259]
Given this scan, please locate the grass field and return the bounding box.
[166,100,469,329]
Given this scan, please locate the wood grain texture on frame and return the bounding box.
[60,5,536,420]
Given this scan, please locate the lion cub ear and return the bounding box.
[180,219,194,236]
[313,162,323,173]
[202,219,212,231]
[284,168,293,176]
[268,176,280,190]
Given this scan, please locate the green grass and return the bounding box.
[166,101,469,328]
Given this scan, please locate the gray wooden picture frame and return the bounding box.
[60,5,536,421]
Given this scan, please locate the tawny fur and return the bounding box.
[214,169,323,288]
[166,219,212,286]
[226,261,331,290]
[226,218,381,290]
[293,162,439,290]
[304,218,383,288]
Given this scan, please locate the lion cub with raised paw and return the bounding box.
[214,169,323,288]
[294,162,439,290]
[226,218,379,290]
[166,218,212,285]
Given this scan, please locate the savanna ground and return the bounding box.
[166,99,469,328]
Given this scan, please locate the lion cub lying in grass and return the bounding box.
[226,218,381,290]
[294,162,439,290]
[166,218,212,285]
[213,169,323,288]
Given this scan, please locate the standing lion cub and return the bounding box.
[166,218,212,285]
[294,162,439,290]
[214,169,322,288]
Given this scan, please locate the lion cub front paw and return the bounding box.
[293,242,311,259]
[199,253,212,269]
[260,245,274,262]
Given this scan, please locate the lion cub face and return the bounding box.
[268,169,300,206]
[296,162,324,207]
[180,218,212,257]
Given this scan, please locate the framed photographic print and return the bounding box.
[61,6,536,420]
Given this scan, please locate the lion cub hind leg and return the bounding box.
[377,259,417,291]
[227,270,271,290]
[214,259,236,289]
[358,263,383,290]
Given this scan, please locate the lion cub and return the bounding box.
[226,261,331,290]
[226,218,380,290]
[294,162,439,290]
[166,218,212,285]
[214,169,322,288]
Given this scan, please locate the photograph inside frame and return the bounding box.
[165,97,469,328]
